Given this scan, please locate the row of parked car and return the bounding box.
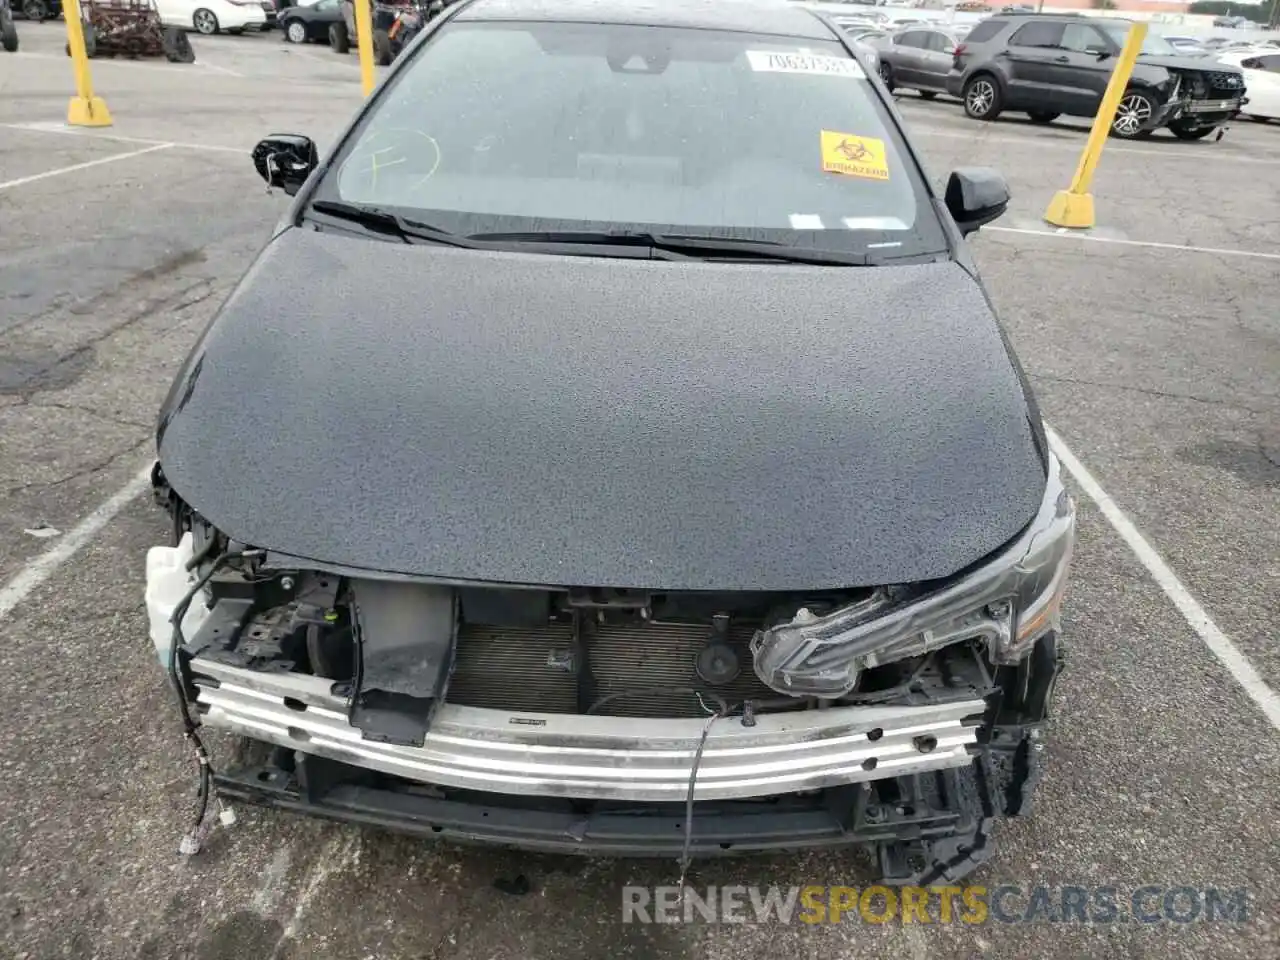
[10,0,285,35]
[275,0,451,64]
[838,11,1276,139]
[10,0,446,50]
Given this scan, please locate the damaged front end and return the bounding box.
[148,457,1073,884]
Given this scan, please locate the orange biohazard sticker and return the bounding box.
[820,130,890,181]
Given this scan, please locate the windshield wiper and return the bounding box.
[466,230,872,265]
[305,211,877,264]
[307,200,474,248]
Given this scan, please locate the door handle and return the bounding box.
[1053,55,1070,63]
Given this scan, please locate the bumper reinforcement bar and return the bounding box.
[192,658,985,802]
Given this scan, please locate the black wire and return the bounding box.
[349,594,364,704]
[183,528,218,571]
[586,687,728,717]
[190,752,212,836]
[168,554,231,724]
[167,549,254,836]
[582,688,740,886]
[677,705,728,892]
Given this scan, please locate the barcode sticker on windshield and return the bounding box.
[820,131,890,181]
[746,51,864,77]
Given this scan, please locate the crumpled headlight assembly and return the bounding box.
[751,454,1075,698]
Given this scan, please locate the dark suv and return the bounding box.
[947,14,1247,139]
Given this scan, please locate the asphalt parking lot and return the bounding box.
[2,22,1279,960]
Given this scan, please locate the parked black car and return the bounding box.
[948,13,1247,139]
[152,0,1076,883]
[280,0,342,43]
[15,0,59,21]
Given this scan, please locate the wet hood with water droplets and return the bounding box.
[157,227,1046,592]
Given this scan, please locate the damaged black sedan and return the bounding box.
[148,0,1075,883]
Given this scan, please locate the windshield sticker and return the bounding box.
[789,214,826,230]
[746,51,864,77]
[842,216,910,231]
[820,131,890,181]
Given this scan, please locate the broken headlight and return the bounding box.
[751,454,1075,698]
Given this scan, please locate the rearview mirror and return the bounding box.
[944,167,1010,235]
[252,135,319,197]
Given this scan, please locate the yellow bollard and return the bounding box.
[63,0,112,127]
[1043,21,1147,230]
[354,0,376,96]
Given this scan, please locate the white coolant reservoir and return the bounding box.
[145,532,212,671]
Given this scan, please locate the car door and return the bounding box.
[1242,53,1280,118]
[1000,19,1066,109]
[1048,22,1115,115]
[158,0,194,28]
[311,0,340,37]
[889,30,929,85]
[152,0,179,26]
[919,30,958,89]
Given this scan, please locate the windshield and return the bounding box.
[313,21,947,258]
[1099,23,1177,56]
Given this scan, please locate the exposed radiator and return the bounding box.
[447,619,779,718]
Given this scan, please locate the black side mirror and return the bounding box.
[252,135,319,197]
[1093,48,1111,60]
[944,167,1010,235]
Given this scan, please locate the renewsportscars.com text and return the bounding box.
[622,885,1250,925]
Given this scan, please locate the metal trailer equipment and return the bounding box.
[65,0,196,61]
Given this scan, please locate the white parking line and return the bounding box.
[269,832,360,958]
[985,225,1280,262]
[251,846,295,917]
[198,59,245,78]
[0,464,153,623]
[0,142,173,192]
[1047,426,1280,732]
[12,51,183,72]
[0,122,246,155]
[14,50,243,77]
[905,121,1280,165]
[284,46,338,65]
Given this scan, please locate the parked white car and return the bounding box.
[156,0,268,34]
[1217,49,1280,121]
[1163,35,1209,57]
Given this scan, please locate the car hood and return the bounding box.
[156,227,1047,592]
[1138,53,1242,73]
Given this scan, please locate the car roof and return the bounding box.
[987,13,1135,28]
[453,0,838,40]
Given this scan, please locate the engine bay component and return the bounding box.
[347,580,455,747]
[695,613,741,687]
[150,469,1064,883]
[144,532,211,669]
[751,456,1074,697]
